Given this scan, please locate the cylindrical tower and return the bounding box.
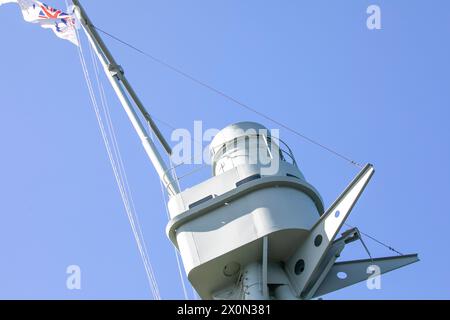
[166,122,324,299]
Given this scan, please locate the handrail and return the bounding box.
[164,134,298,195]
[210,134,298,167]
[162,163,211,194]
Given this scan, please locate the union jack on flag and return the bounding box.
[37,2,65,18]
[0,0,79,46]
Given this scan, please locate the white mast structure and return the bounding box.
[72,0,179,197]
[72,0,418,300]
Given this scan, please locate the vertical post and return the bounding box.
[262,236,269,297]
[72,0,180,196]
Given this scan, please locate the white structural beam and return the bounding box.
[312,254,419,298]
[301,228,360,299]
[285,163,375,298]
[72,0,179,196]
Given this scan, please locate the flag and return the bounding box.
[0,0,78,45]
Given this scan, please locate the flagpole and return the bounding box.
[72,0,180,196]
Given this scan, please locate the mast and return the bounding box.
[72,0,179,196]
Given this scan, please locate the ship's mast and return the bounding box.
[72,0,179,196]
[71,1,419,300]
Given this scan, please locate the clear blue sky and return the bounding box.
[0,0,449,299]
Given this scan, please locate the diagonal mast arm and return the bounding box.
[72,0,179,196]
[285,163,375,297]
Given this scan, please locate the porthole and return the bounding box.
[294,259,305,275]
[314,234,323,247]
[337,272,347,280]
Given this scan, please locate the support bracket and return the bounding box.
[312,254,419,298]
[285,163,375,297]
[108,63,124,77]
[301,227,360,299]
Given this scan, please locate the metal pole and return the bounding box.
[72,0,172,156]
[262,236,269,297]
[72,0,179,196]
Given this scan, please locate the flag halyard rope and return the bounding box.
[75,26,161,299]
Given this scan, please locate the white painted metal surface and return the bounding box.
[167,123,418,299]
[313,254,419,298]
[285,164,375,297]
[167,122,324,298]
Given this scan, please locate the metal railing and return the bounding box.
[163,134,298,195]
[211,134,298,167]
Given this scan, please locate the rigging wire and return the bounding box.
[92,25,362,168]
[345,223,404,256]
[74,14,409,292]
[88,44,162,299]
[91,26,413,260]
[147,124,190,300]
[158,179,190,300]
[75,27,161,299]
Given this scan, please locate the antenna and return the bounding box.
[72,0,179,196]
